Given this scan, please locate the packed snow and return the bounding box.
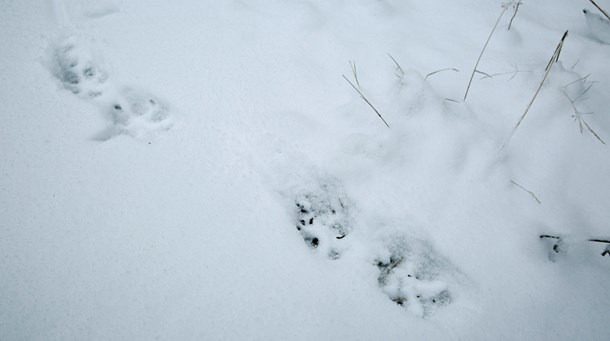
[1,0,609,340]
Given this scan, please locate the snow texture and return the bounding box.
[584,9,610,44]
[1,0,610,340]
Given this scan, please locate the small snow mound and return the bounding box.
[84,4,120,18]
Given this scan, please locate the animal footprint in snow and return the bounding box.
[50,36,109,98]
[375,236,452,317]
[104,88,173,139]
[49,36,174,140]
[293,180,352,259]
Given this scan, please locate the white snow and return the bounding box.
[1,0,609,340]
[584,8,610,44]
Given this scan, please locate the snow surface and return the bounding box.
[1,0,610,340]
[584,8,610,44]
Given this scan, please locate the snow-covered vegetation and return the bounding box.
[1,0,609,339]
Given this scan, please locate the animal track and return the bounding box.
[105,88,172,139]
[49,35,174,139]
[293,180,352,259]
[51,37,109,98]
[287,179,455,317]
[375,236,452,317]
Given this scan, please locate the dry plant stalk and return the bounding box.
[574,112,606,144]
[512,30,568,133]
[342,74,390,128]
[387,53,405,80]
[425,68,459,80]
[510,180,541,204]
[463,5,510,101]
[590,0,610,20]
[540,235,610,257]
[349,60,360,87]
[464,1,523,101]
[479,63,528,80]
[508,1,522,30]
[562,79,606,145]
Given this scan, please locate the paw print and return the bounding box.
[375,237,452,317]
[108,88,173,138]
[51,37,109,98]
[49,36,174,140]
[293,180,351,259]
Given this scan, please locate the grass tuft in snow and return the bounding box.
[562,75,606,144]
[425,67,459,81]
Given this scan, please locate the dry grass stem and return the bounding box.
[510,180,542,204]
[512,30,568,133]
[564,73,596,88]
[349,60,360,87]
[507,1,522,30]
[561,74,606,144]
[463,5,510,101]
[590,0,610,20]
[387,54,405,79]
[479,63,528,81]
[562,85,606,145]
[342,74,390,128]
[425,68,459,80]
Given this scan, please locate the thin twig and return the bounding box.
[562,81,606,145]
[564,73,592,87]
[573,83,594,102]
[510,180,542,204]
[540,234,610,257]
[475,70,492,78]
[513,30,568,132]
[425,68,459,80]
[342,74,390,128]
[590,0,610,20]
[387,53,405,79]
[349,60,360,87]
[464,5,509,101]
[479,64,528,81]
[590,238,610,244]
[581,119,606,144]
[508,1,522,30]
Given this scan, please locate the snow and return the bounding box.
[584,8,610,44]
[1,0,609,340]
